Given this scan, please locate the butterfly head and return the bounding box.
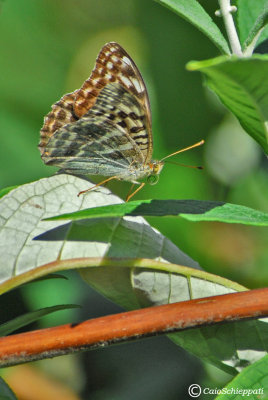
[146,161,164,185]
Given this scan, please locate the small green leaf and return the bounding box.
[187,55,268,153]
[170,319,268,377]
[154,0,230,54]
[0,304,80,336]
[243,7,268,54]
[180,202,268,225]
[237,0,268,50]
[215,353,268,399]
[44,199,268,226]
[0,377,18,400]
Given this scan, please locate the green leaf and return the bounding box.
[0,175,266,374]
[243,7,268,55]
[215,353,268,399]
[45,199,268,226]
[79,258,245,310]
[180,202,268,225]
[187,55,268,153]
[237,0,268,50]
[0,175,200,290]
[154,0,230,54]
[170,319,268,376]
[0,304,80,336]
[0,377,18,400]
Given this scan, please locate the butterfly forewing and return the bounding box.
[74,43,152,160]
[39,42,153,181]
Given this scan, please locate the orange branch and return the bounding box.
[1,288,268,367]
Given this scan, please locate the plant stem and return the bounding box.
[218,0,243,56]
[1,288,268,367]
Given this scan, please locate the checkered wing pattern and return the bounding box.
[39,42,153,178]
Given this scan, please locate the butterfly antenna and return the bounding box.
[165,160,203,169]
[160,140,205,162]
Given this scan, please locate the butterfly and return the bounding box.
[39,42,203,201]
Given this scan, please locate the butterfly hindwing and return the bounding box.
[39,91,78,153]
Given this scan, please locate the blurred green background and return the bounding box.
[1,0,267,399]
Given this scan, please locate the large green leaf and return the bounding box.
[45,199,268,226]
[0,175,199,288]
[1,175,267,374]
[154,0,230,54]
[187,55,268,153]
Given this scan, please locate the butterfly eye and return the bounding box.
[147,174,159,185]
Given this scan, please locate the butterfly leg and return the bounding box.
[125,183,135,201]
[77,175,118,197]
[126,182,145,202]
